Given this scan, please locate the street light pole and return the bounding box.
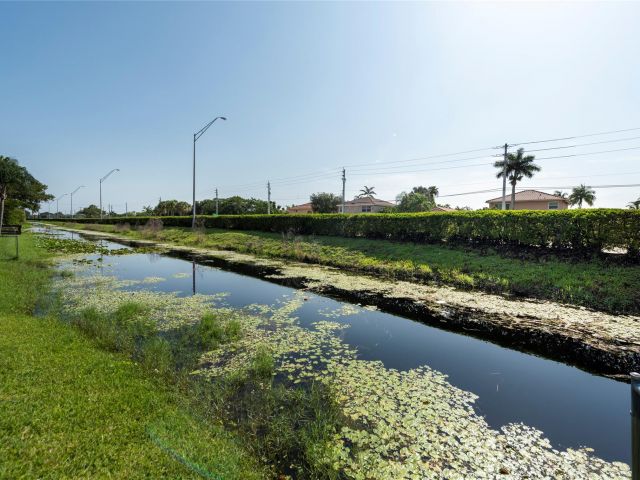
[99,169,120,220]
[56,194,68,218]
[69,186,85,218]
[192,116,227,228]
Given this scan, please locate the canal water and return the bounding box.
[43,226,630,464]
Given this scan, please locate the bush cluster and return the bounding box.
[56,209,640,253]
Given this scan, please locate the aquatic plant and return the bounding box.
[50,254,631,479]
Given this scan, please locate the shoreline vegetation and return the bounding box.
[49,221,640,315]
[1,227,632,478]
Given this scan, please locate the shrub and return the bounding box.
[52,209,640,253]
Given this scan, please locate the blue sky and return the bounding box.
[2,1,639,212]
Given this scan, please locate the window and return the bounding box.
[361,205,372,212]
[548,201,558,210]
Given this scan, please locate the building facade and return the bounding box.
[486,190,569,210]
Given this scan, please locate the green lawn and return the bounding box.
[56,222,640,314]
[0,233,265,479]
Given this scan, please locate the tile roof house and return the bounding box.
[431,206,456,212]
[286,197,395,214]
[286,202,313,214]
[343,196,395,213]
[486,190,569,210]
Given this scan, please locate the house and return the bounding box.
[485,190,569,210]
[286,197,395,214]
[431,206,456,212]
[343,196,395,213]
[286,202,313,214]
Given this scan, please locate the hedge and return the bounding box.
[50,209,640,253]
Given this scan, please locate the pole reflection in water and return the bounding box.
[192,260,196,296]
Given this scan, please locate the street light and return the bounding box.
[56,194,68,218]
[69,186,85,218]
[99,169,120,219]
[192,116,226,228]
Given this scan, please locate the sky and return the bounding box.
[1,1,640,213]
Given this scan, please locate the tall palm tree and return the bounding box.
[494,148,540,209]
[569,184,596,208]
[628,197,640,210]
[553,190,568,199]
[358,186,376,198]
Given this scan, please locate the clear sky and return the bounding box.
[2,1,639,212]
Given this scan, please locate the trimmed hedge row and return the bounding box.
[52,209,640,252]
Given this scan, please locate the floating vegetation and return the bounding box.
[49,252,631,479]
[34,235,142,256]
[172,272,191,279]
[318,304,361,319]
[141,276,166,284]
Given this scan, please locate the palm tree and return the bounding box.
[411,185,439,201]
[628,197,640,210]
[358,186,376,198]
[494,148,540,209]
[569,184,596,208]
[553,190,568,199]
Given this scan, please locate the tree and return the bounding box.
[494,148,540,209]
[0,156,52,232]
[396,191,434,212]
[553,190,568,199]
[76,204,104,218]
[198,196,279,215]
[412,185,439,202]
[357,186,376,198]
[153,199,191,216]
[628,197,640,210]
[310,192,341,213]
[569,184,596,208]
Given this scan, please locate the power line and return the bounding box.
[439,183,640,198]
[352,146,640,177]
[510,127,640,147]
[342,146,496,169]
[347,154,494,173]
[519,135,640,153]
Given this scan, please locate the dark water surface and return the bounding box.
[43,226,631,464]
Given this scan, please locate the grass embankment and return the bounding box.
[56,222,640,314]
[0,233,265,479]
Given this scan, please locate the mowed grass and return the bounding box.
[56,222,640,314]
[0,233,265,479]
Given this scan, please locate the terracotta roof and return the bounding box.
[345,197,395,206]
[486,190,568,203]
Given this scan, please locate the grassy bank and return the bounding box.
[0,233,265,479]
[55,222,640,314]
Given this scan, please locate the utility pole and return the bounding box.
[125,202,128,216]
[267,181,271,214]
[501,143,508,210]
[341,168,346,214]
[215,188,219,216]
